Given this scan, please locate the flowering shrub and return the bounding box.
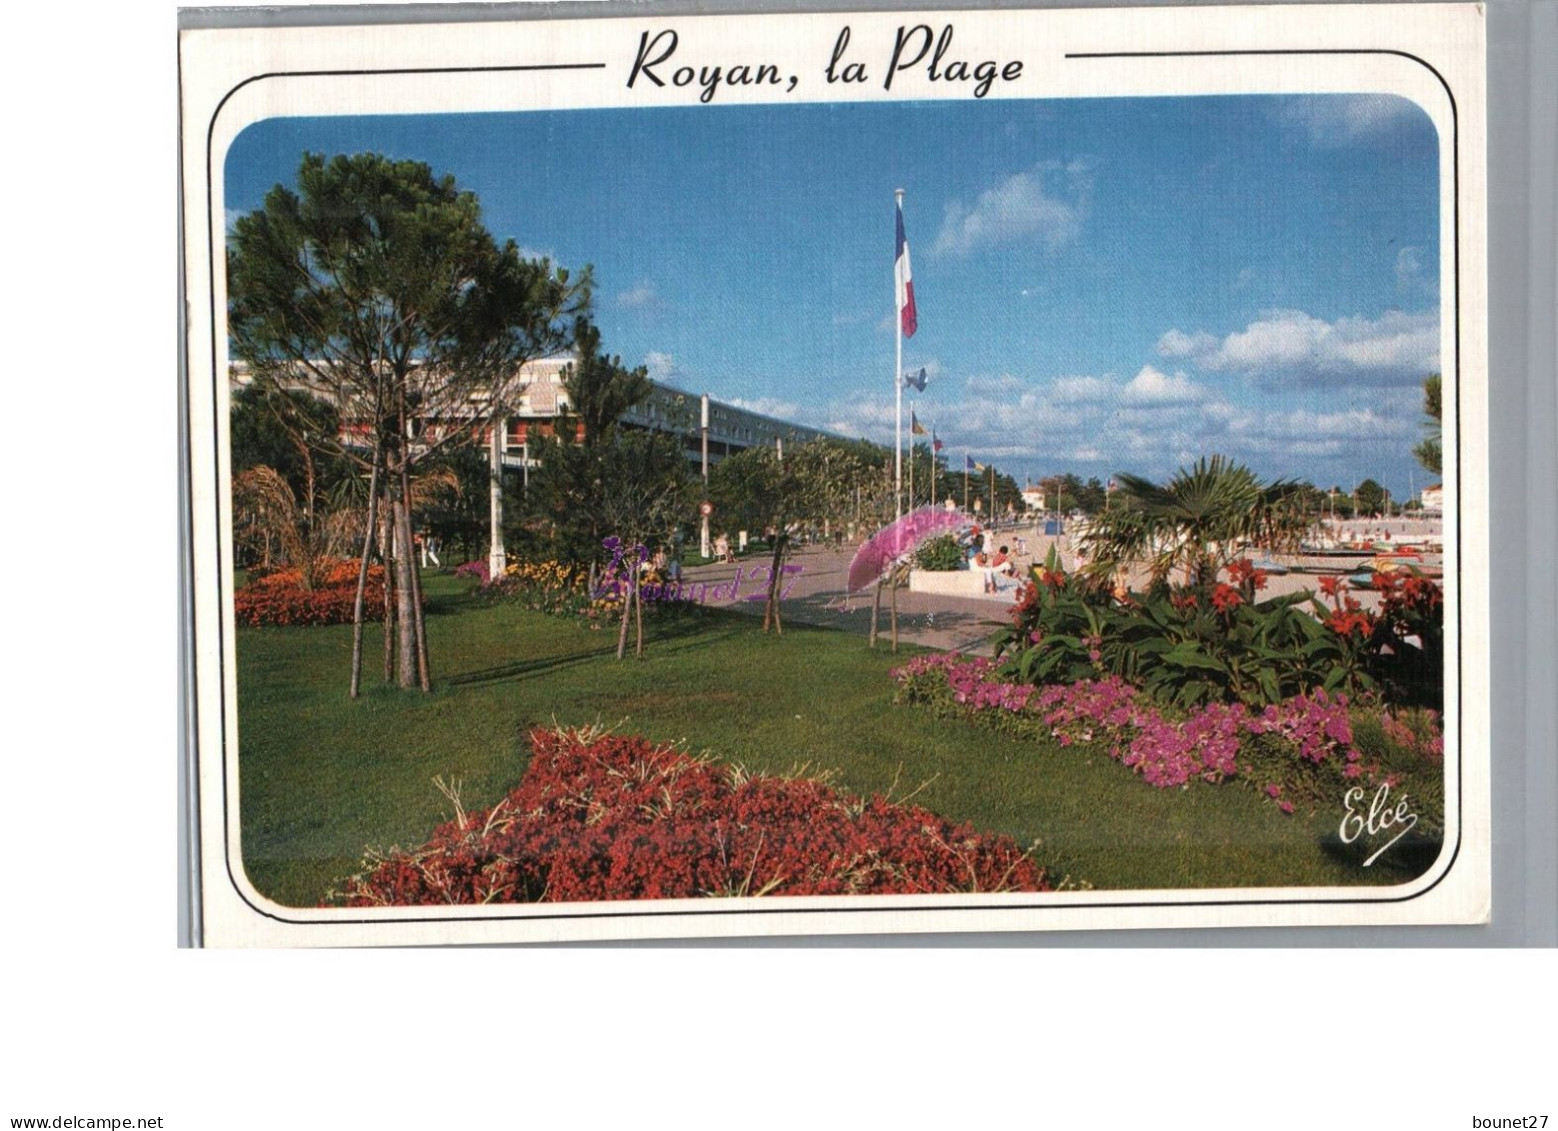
[913,534,967,572]
[472,558,593,617]
[234,558,385,627]
[893,652,1441,831]
[998,554,1338,707]
[327,726,1049,905]
[452,559,489,584]
[1314,572,1444,706]
[996,549,1444,710]
[467,558,699,632]
[1379,706,1444,760]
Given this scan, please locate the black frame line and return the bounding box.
[193,46,1464,932]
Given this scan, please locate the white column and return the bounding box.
[700,394,711,560]
[894,190,904,522]
[488,417,506,579]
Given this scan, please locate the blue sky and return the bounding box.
[226,93,1442,498]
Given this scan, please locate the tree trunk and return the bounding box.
[380,497,396,684]
[763,533,786,634]
[869,578,883,648]
[391,497,420,689]
[392,392,432,692]
[889,569,900,653]
[348,444,383,699]
[396,453,431,692]
[298,435,319,590]
[633,571,645,658]
[616,566,634,660]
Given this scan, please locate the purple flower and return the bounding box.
[890,651,1379,810]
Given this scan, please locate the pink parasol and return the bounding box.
[846,506,970,592]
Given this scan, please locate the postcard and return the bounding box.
[179,3,1490,945]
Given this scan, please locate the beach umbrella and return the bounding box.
[847,506,968,592]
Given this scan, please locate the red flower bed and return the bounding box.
[329,727,1049,905]
[234,559,386,627]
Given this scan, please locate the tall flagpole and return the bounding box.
[894,188,905,522]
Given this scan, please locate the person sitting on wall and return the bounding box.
[962,526,984,567]
[974,550,997,593]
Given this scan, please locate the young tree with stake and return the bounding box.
[228,152,590,694]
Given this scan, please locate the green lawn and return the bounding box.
[236,573,1418,907]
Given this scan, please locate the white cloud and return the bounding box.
[965,373,1024,397]
[515,246,563,270]
[643,351,686,387]
[1048,375,1114,405]
[1121,365,1204,406]
[1155,309,1439,386]
[1230,407,1413,445]
[809,359,1423,490]
[1394,245,1436,297]
[729,396,805,422]
[932,163,1087,257]
[616,282,660,310]
[1156,328,1219,360]
[1276,94,1428,146]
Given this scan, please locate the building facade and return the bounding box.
[230,356,845,476]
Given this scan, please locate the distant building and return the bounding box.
[229,356,845,475]
[1419,483,1444,513]
[1020,487,1045,511]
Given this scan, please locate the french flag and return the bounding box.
[895,199,917,338]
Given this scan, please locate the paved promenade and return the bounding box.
[679,518,1444,655]
[680,527,1069,654]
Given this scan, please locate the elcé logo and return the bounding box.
[1338,783,1420,867]
[593,537,803,605]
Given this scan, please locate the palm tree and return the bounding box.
[1079,456,1313,589]
[1412,373,1442,476]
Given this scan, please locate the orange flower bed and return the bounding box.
[235,559,387,627]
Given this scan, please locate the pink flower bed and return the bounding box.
[893,653,1360,796]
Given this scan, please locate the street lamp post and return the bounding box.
[700,394,711,560]
[488,415,506,580]
[894,187,905,522]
